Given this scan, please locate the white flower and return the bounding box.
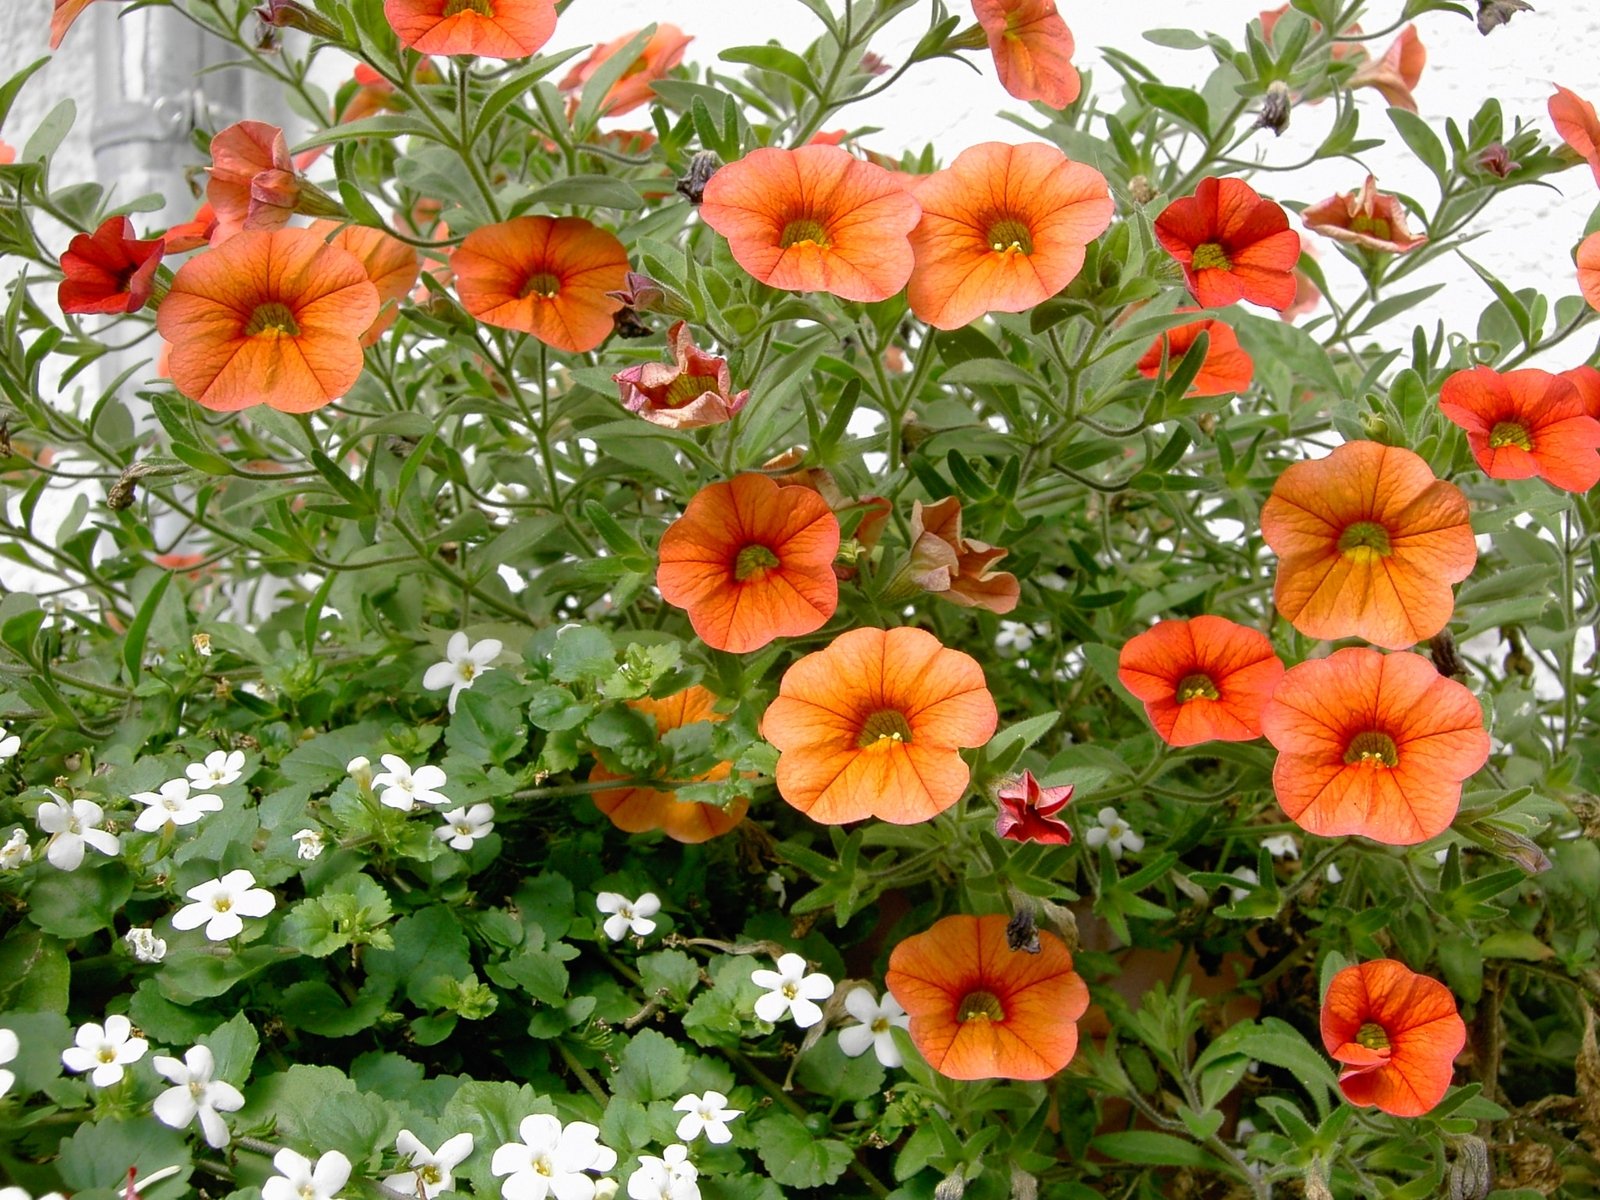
[1434,847,1452,866]
[347,756,372,788]
[596,892,661,941]
[0,1188,67,1200]
[371,754,449,811]
[61,1014,147,1087]
[262,1149,351,1200]
[36,791,120,871]
[386,1130,474,1198]
[292,828,327,860]
[192,632,213,657]
[1261,834,1299,860]
[491,1114,617,1200]
[130,778,223,832]
[171,869,276,941]
[627,1144,698,1200]
[751,953,834,1029]
[766,871,787,908]
[423,631,503,714]
[436,804,495,850]
[1227,867,1260,903]
[0,828,31,869]
[838,987,910,1068]
[151,1044,244,1148]
[594,1181,619,1200]
[124,927,167,963]
[0,725,19,760]
[673,1090,741,1145]
[1083,807,1144,859]
[186,750,245,789]
[0,1027,17,1098]
[996,621,1035,653]
[1326,862,1344,884]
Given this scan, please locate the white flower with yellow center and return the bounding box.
[152,1044,244,1148]
[130,778,223,832]
[751,953,834,1028]
[672,1091,742,1144]
[186,749,245,789]
[372,755,449,811]
[60,1015,147,1087]
[491,1114,617,1200]
[386,1130,474,1198]
[261,1149,351,1200]
[171,870,276,941]
[35,791,119,871]
[1084,806,1144,859]
[423,631,503,714]
[436,804,495,850]
[838,987,910,1067]
[595,892,660,941]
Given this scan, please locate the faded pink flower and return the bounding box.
[613,321,749,429]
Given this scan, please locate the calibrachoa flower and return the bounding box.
[627,1145,697,1200]
[1301,176,1426,255]
[1083,806,1143,859]
[35,790,119,871]
[1580,232,1600,312]
[1348,25,1426,113]
[0,1027,16,1098]
[560,24,693,116]
[263,1149,352,1200]
[1564,365,1600,418]
[423,631,503,714]
[902,497,1020,613]
[0,724,18,759]
[993,770,1074,846]
[596,891,660,941]
[673,1090,742,1144]
[172,870,277,941]
[971,0,1080,109]
[1136,312,1255,397]
[61,1015,147,1087]
[383,0,556,58]
[1262,648,1491,845]
[152,1044,245,1148]
[1438,366,1600,493]
[308,219,421,346]
[130,778,223,832]
[188,749,245,788]
[58,216,164,314]
[1260,440,1476,650]
[1321,959,1466,1117]
[372,754,450,811]
[752,953,835,1028]
[124,927,167,963]
[1116,615,1285,746]
[386,1130,475,1198]
[0,829,30,869]
[1154,177,1301,310]
[1553,85,1600,187]
[491,1114,618,1200]
[839,988,911,1067]
[613,321,750,430]
[164,201,218,253]
[293,828,327,860]
[436,804,496,850]
[886,913,1089,1080]
[49,0,99,48]
[205,121,301,243]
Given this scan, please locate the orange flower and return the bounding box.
[1117,616,1285,747]
[1259,441,1476,650]
[383,0,556,58]
[1561,365,1600,418]
[971,0,1081,110]
[613,321,749,429]
[764,451,892,561]
[0,141,14,166]
[1439,366,1600,493]
[1320,959,1466,1117]
[1262,647,1489,844]
[588,685,747,844]
[886,913,1089,1080]
[903,497,1020,614]
[453,216,628,353]
[156,227,380,413]
[1549,85,1600,188]
[906,142,1111,330]
[1301,176,1427,254]
[1349,25,1425,113]
[1579,232,1600,312]
[341,64,398,125]
[1136,311,1254,397]
[163,202,218,255]
[309,220,420,347]
[206,121,299,244]
[559,24,692,117]
[58,217,164,315]
[698,144,921,303]
[994,771,1073,845]
[657,474,840,653]
[762,626,998,825]
[50,0,100,49]
[1153,177,1301,311]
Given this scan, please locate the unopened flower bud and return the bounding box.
[592,1181,618,1200]
[1476,143,1518,178]
[1477,0,1533,34]
[1429,631,1467,680]
[1475,822,1553,875]
[676,151,721,206]
[1359,411,1392,442]
[255,0,346,40]
[944,22,990,52]
[612,307,651,339]
[124,926,167,963]
[1006,905,1041,955]
[1128,175,1157,206]
[1255,80,1292,136]
[347,756,372,789]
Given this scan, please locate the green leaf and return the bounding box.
[756,1113,855,1188]
[796,1035,886,1102]
[0,58,49,131]
[639,949,702,1005]
[26,863,132,939]
[57,1118,193,1199]
[366,906,474,1008]
[283,873,395,958]
[720,45,821,95]
[0,929,70,1011]
[1388,107,1448,183]
[443,1081,551,1197]
[122,569,173,686]
[1479,930,1554,961]
[200,1012,260,1085]
[1193,1017,1335,1117]
[527,175,644,210]
[549,625,616,683]
[311,1088,397,1164]
[1142,83,1210,134]
[1090,1130,1228,1170]
[489,946,571,1006]
[611,1028,692,1102]
[276,979,391,1037]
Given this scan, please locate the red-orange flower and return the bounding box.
[1439,366,1600,493]
[383,0,555,58]
[907,142,1111,330]
[206,121,300,244]
[1136,311,1254,397]
[1349,25,1425,113]
[1154,177,1301,311]
[588,685,747,844]
[886,913,1089,1080]
[1549,85,1600,188]
[156,227,380,413]
[1320,959,1467,1117]
[699,144,921,303]
[971,0,1081,110]
[309,220,420,347]
[1561,365,1600,418]
[1117,616,1285,747]
[762,626,998,825]
[1301,176,1427,254]
[163,202,218,255]
[50,0,101,49]
[58,217,164,315]
[657,474,839,653]
[559,24,692,117]
[613,321,749,429]
[1579,232,1600,312]
[453,216,628,353]
[994,771,1073,845]
[1260,441,1476,650]
[1262,647,1489,844]
[903,496,1020,614]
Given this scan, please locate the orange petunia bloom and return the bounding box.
[1301,176,1427,255]
[886,913,1089,1080]
[452,216,628,353]
[58,216,164,315]
[50,0,101,49]
[163,202,218,255]
[309,220,420,347]
[1153,177,1301,311]
[383,0,556,58]
[971,0,1081,110]
[903,496,1020,614]
[698,144,921,303]
[156,227,380,413]
[1262,647,1489,845]
[588,685,748,844]
[613,320,749,430]
[1117,616,1285,747]
[762,626,998,825]
[1349,25,1425,114]
[206,121,299,245]
[907,142,1111,330]
[657,474,840,654]
[1579,232,1600,313]
[1549,85,1600,189]
[559,24,692,117]
[1439,365,1600,493]
[1136,311,1254,397]
[1320,959,1466,1117]
[1259,440,1476,650]
[1561,365,1600,419]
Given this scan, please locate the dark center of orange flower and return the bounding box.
[1176,673,1220,703]
[1191,242,1232,271]
[986,217,1034,256]
[1355,1021,1391,1051]
[733,544,780,580]
[1488,420,1533,451]
[442,0,494,16]
[779,217,831,249]
[1337,520,1392,560]
[1343,730,1399,768]
[243,302,300,337]
[519,272,561,300]
[857,709,913,749]
[957,990,1006,1022]
[1349,214,1393,241]
[664,373,718,407]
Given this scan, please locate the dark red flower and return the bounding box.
[994,771,1073,845]
[58,216,164,314]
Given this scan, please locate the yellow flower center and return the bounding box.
[779,217,831,249]
[1176,673,1219,702]
[1349,214,1393,241]
[459,661,477,680]
[986,216,1034,256]
[98,1047,117,1063]
[213,896,234,913]
[734,544,780,581]
[871,1016,890,1033]
[664,373,719,406]
[1488,420,1533,451]
[782,982,799,1000]
[957,990,1005,1022]
[1337,520,1392,560]
[1356,1021,1391,1050]
[443,0,494,15]
[420,1166,443,1185]
[519,272,561,300]
[1343,730,1399,769]
[857,710,914,749]
[1191,242,1231,271]
[243,302,300,337]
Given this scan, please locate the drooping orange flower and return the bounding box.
[1439,366,1600,493]
[156,227,380,413]
[383,0,556,58]
[50,0,102,49]
[340,64,398,125]
[1549,85,1600,188]
[1117,616,1285,747]
[906,142,1111,330]
[994,771,1073,846]
[971,0,1081,110]
[903,496,1020,614]
[163,202,218,255]
[1259,441,1476,650]
[698,144,921,303]
[1579,233,1600,312]
[588,685,747,844]
[1153,177,1301,311]
[1320,959,1466,1117]
[1561,365,1600,418]
[1262,647,1489,844]
[1136,311,1254,397]
[1349,25,1425,113]
[886,913,1089,1080]
[559,24,692,117]
[58,216,164,315]
[613,321,749,429]
[657,474,840,653]
[206,121,299,244]
[308,220,420,347]
[762,626,998,825]
[1301,176,1427,254]
[452,216,628,353]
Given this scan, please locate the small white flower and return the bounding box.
[151,1044,244,1148]
[130,778,223,833]
[1261,834,1299,860]
[996,620,1036,653]
[673,1090,742,1145]
[1433,847,1452,866]
[262,1149,351,1200]
[0,828,31,869]
[124,927,167,963]
[1083,806,1144,859]
[627,1144,699,1200]
[594,1181,619,1200]
[292,828,327,860]
[1326,862,1344,884]
[35,791,120,871]
[0,725,20,761]
[0,1027,17,1098]
[1227,867,1260,903]
[491,1114,617,1200]
[423,631,503,714]
[838,987,910,1068]
[751,953,834,1029]
[347,756,372,788]
[436,804,495,850]
[386,1130,474,1198]
[186,750,245,789]
[171,869,276,941]
[192,632,213,658]
[371,754,449,811]
[61,1014,147,1087]
[766,871,787,908]
[596,891,660,941]
[0,1188,67,1200]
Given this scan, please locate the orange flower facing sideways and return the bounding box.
[1439,366,1600,493]
[1549,85,1600,188]
[58,216,164,315]
[903,496,1020,614]
[1321,959,1467,1117]
[1301,176,1427,255]
[971,0,1081,110]
[559,24,693,117]
[309,220,420,347]
[163,202,218,255]
[657,474,840,654]
[1579,232,1600,312]
[1154,177,1301,311]
[763,626,998,825]
[1262,647,1489,844]
[207,121,300,244]
[589,685,747,844]
[453,216,628,353]
[50,0,104,49]
[886,913,1089,1080]
[1260,440,1476,650]
[698,144,922,303]
[383,0,556,58]
[156,227,380,413]
[1118,616,1285,747]
[907,142,1111,330]
[1349,25,1425,113]
[1136,311,1254,397]
[1561,365,1600,418]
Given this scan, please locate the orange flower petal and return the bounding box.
[310,220,421,346]
[559,24,692,116]
[1321,960,1465,1117]
[50,0,98,49]
[1578,232,1600,313]
[1550,85,1600,189]
[383,0,556,58]
[1136,311,1255,396]
[971,0,1081,109]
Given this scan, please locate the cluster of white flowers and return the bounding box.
[596,892,661,941]
[751,954,835,1029]
[628,1144,698,1200]
[492,1114,616,1200]
[1084,807,1144,859]
[305,753,494,859]
[423,632,503,713]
